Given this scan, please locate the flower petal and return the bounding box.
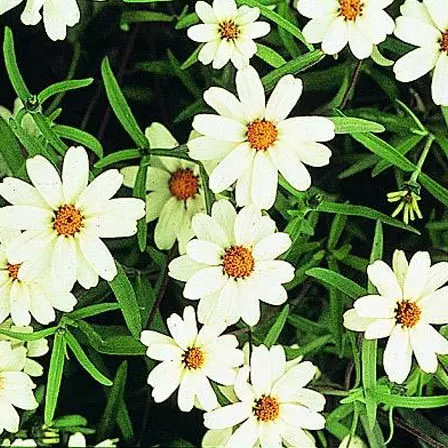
[383,325,412,384]
[367,260,402,299]
[236,65,265,121]
[62,146,89,204]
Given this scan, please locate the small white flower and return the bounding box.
[0,98,39,138]
[0,0,81,41]
[68,432,118,447]
[0,341,38,435]
[188,66,335,210]
[204,345,326,448]
[121,123,206,253]
[169,200,295,327]
[1,439,37,447]
[140,306,244,412]
[0,229,77,326]
[393,0,448,106]
[0,319,49,376]
[187,0,270,69]
[0,146,146,291]
[344,250,448,384]
[297,0,395,59]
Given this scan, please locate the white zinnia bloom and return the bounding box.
[169,200,295,326]
[393,0,448,106]
[121,123,206,253]
[187,0,270,69]
[0,229,77,326]
[140,306,244,412]
[204,345,326,448]
[297,0,395,59]
[0,319,49,376]
[0,0,81,41]
[68,432,118,447]
[344,250,448,384]
[0,146,146,291]
[188,66,335,210]
[0,341,38,435]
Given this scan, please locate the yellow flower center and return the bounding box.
[441,30,448,53]
[219,20,240,41]
[395,300,421,328]
[253,395,280,422]
[246,120,278,151]
[182,347,205,370]
[7,263,21,281]
[169,168,200,201]
[54,205,83,236]
[223,246,255,279]
[339,0,364,20]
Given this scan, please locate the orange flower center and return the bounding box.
[223,246,255,279]
[441,30,448,53]
[169,169,200,201]
[182,347,205,370]
[339,0,363,20]
[7,263,21,281]
[395,300,421,328]
[253,395,280,422]
[54,205,83,236]
[219,20,240,41]
[246,120,278,151]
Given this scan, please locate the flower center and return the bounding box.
[219,20,240,41]
[7,263,21,281]
[246,120,278,151]
[441,30,448,53]
[339,0,363,20]
[169,168,200,201]
[182,347,205,370]
[253,395,280,422]
[395,300,421,328]
[223,246,255,279]
[54,205,83,236]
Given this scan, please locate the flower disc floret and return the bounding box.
[7,263,21,281]
[218,20,240,41]
[169,168,200,201]
[253,395,280,422]
[339,0,363,21]
[441,30,448,54]
[182,347,205,370]
[223,246,255,279]
[53,205,83,236]
[395,300,421,328]
[246,120,278,151]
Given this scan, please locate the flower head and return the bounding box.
[169,200,295,326]
[204,345,325,448]
[187,0,270,69]
[344,250,448,383]
[141,306,243,412]
[121,123,206,253]
[387,183,423,225]
[393,0,448,105]
[188,66,335,210]
[297,0,395,59]
[0,146,145,291]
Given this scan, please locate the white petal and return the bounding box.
[297,0,339,19]
[199,40,220,65]
[204,402,251,429]
[272,361,317,400]
[193,114,246,142]
[211,199,237,242]
[187,23,219,42]
[269,148,312,191]
[226,417,260,448]
[253,233,291,261]
[167,306,197,350]
[233,205,262,246]
[365,319,396,339]
[183,267,227,300]
[295,388,326,412]
[213,0,237,21]
[251,151,278,210]
[302,15,338,43]
[421,262,448,297]
[154,197,184,251]
[409,323,445,374]
[192,212,230,247]
[236,66,265,121]
[240,295,261,326]
[278,117,335,142]
[297,142,332,167]
[250,344,272,396]
[254,260,295,283]
[276,420,315,447]
[279,403,325,430]
[343,309,376,332]
[393,47,439,82]
[383,325,412,384]
[403,251,431,300]
[62,146,89,204]
[432,53,448,106]
[420,286,448,324]
[195,373,219,411]
[260,422,281,448]
[0,178,47,208]
[348,22,373,59]
[52,236,77,291]
[188,136,236,161]
[394,16,440,48]
[196,1,217,23]
[212,39,234,69]
[367,260,402,299]
[322,16,349,55]
[186,239,224,265]
[392,249,408,289]
[265,76,303,123]
[353,295,395,319]
[424,0,448,31]
[169,254,207,282]
[204,87,244,120]
[148,361,183,403]
[0,206,53,230]
[235,163,253,207]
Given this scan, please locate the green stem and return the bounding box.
[410,134,435,183]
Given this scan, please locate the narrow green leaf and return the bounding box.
[108,264,143,337]
[331,117,385,134]
[133,155,149,252]
[54,124,103,158]
[327,214,347,250]
[362,339,378,429]
[0,326,57,341]
[68,303,121,320]
[38,79,93,104]
[264,304,289,348]
[255,43,287,68]
[51,414,88,429]
[0,117,25,173]
[32,113,68,154]
[101,57,148,148]
[375,392,448,409]
[328,259,343,354]
[180,46,201,70]
[65,331,113,386]
[95,149,141,169]
[167,50,202,98]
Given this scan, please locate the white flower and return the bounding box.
[68,432,118,447]
[204,345,326,448]
[140,306,244,412]
[187,0,270,69]
[121,123,206,253]
[0,98,39,138]
[297,0,395,59]
[0,229,77,326]
[168,200,295,326]
[0,319,49,376]
[0,0,81,41]
[1,439,37,447]
[393,0,448,106]
[0,341,38,434]
[344,250,448,384]
[188,66,335,210]
[0,146,146,291]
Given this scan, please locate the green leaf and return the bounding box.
[133,155,149,252]
[264,304,289,348]
[0,326,57,341]
[167,50,202,98]
[108,264,143,337]
[255,43,287,68]
[0,117,25,174]
[53,124,103,158]
[38,79,93,104]
[65,331,113,386]
[306,268,367,299]
[327,259,343,354]
[95,149,141,169]
[331,117,385,134]
[101,57,148,148]
[375,392,448,409]
[68,303,121,320]
[32,113,68,154]
[44,330,66,425]
[120,11,173,30]
[51,414,88,429]
[362,339,378,430]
